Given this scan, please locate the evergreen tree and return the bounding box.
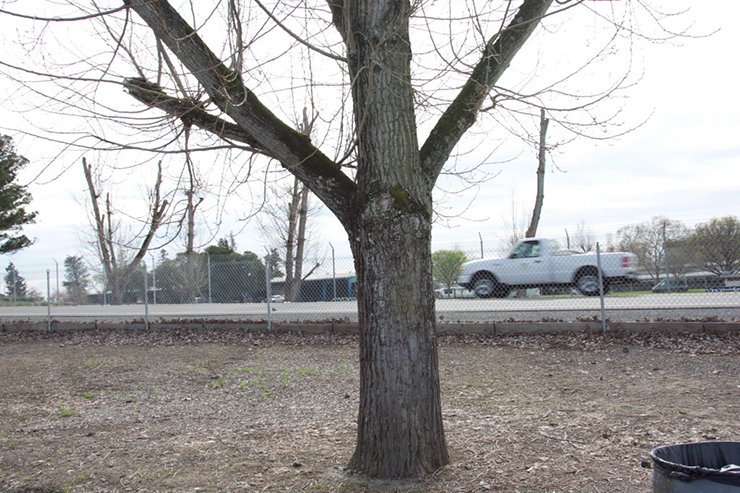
[62,255,90,303]
[4,262,27,298]
[0,135,37,253]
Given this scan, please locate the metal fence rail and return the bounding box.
[1,234,739,325]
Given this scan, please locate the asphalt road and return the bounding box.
[2,292,738,323]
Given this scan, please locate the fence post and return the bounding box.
[143,262,149,330]
[12,268,16,306]
[46,269,51,331]
[265,252,272,330]
[596,243,607,334]
[207,252,212,304]
[53,258,59,306]
[330,242,336,300]
[150,253,156,305]
[102,268,107,306]
[663,223,671,293]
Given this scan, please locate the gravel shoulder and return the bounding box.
[0,328,739,492]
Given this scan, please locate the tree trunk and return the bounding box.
[283,178,301,301]
[292,184,309,295]
[343,0,448,476]
[348,199,447,477]
[525,108,549,239]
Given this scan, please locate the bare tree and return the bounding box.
[2,0,688,478]
[260,109,322,302]
[617,216,688,283]
[261,176,321,301]
[83,158,169,305]
[501,188,529,252]
[574,219,596,253]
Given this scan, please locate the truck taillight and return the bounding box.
[621,256,630,268]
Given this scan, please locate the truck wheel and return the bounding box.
[576,269,604,296]
[473,275,508,299]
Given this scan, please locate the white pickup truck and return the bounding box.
[458,238,638,298]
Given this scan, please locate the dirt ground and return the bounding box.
[0,328,738,493]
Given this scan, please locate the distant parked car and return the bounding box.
[270,295,285,303]
[652,278,688,293]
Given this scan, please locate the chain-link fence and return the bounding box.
[1,229,739,325]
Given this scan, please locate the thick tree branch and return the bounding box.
[123,0,356,225]
[123,77,270,155]
[420,0,553,185]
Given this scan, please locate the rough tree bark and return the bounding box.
[122,0,553,477]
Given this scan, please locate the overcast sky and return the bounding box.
[1,0,738,285]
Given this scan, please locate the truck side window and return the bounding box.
[511,241,540,259]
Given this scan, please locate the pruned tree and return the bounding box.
[83,158,170,305]
[0,135,37,254]
[2,0,689,478]
[260,175,322,301]
[525,109,549,239]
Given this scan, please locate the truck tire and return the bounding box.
[575,268,606,297]
[473,274,509,299]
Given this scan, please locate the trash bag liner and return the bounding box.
[652,442,740,486]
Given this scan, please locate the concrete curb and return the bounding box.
[2,321,738,335]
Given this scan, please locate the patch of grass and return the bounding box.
[280,368,291,386]
[0,435,19,449]
[298,366,319,376]
[210,376,227,389]
[85,357,108,369]
[57,407,75,419]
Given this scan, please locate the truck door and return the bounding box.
[500,240,551,286]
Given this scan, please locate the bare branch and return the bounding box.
[420,0,554,184]
[0,5,127,22]
[123,0,356,224]
[254,0,347,63]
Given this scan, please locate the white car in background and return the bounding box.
[458,238,638,298]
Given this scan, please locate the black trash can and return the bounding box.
[652,441,740,492]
